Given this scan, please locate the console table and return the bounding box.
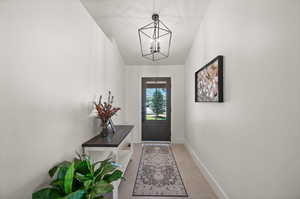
[82,125,134,199]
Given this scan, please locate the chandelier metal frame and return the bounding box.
[138,13,172,61]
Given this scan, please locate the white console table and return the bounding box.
[82,125,134,199]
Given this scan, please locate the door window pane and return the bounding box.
[145,88,167,120]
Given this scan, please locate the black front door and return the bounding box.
[142,77,171,141]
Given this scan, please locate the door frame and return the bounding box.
[141,77,171,142]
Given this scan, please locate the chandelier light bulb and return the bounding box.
[150,39,160,53]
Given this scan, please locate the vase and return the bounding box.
[100,122,109,137]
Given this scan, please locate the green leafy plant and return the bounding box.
[32,153,123,199]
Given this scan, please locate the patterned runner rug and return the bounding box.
[133,144,188,197]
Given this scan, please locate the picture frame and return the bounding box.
[195,55,223,102]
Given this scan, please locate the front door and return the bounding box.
[142,77,171,141]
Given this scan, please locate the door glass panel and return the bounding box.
[145,88,167,120]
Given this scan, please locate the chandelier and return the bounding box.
[138,13,172,61]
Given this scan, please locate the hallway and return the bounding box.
[1,0,300,199]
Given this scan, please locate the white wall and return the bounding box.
[0,0,124,198]
[125,65,185,143]
[184,0,300,199]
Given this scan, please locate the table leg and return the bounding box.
[113,186,118,199]
[112,149,119,199]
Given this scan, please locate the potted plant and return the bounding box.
[32,153,123,199]
[94,91,120,137]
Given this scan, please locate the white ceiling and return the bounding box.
[81,0,210,65]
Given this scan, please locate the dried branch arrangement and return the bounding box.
[94,91,120,126]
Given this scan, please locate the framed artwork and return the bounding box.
[195,55,223,102]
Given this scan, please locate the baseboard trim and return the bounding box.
[172,138,185,144]
[184,140,229,199]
